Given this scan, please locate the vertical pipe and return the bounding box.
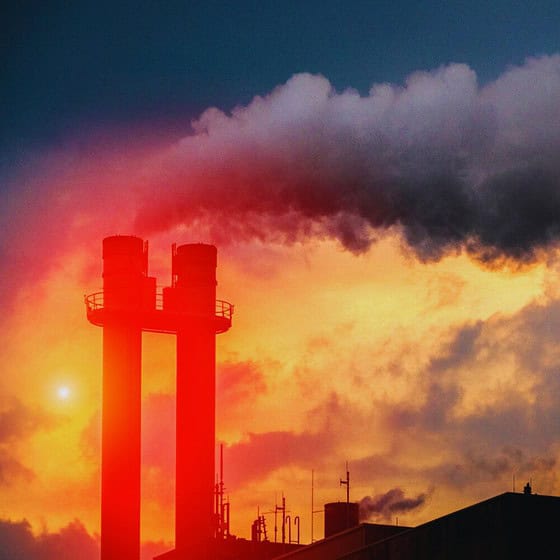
[311,470,314,543]
[282,496,286,544]
[101,236,145,560]
[173,244,217,556]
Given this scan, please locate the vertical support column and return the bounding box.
[101,236,146,560]
[172,244,217,556]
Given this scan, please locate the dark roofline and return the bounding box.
[274,522,412,559]
[336,492,560,560]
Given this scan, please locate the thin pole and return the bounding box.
[311,470,314,543]
[282,495,286,544]
[340,461,350,529]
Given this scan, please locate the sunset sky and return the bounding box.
[3,3,560,558]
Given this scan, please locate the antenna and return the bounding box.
[214,443,230,539]
[340,461,350,529]
[311,469,323,543]
[340,461,350,504]
[311,470,314,543]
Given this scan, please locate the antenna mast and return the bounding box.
[215,444,230,540]
[340,461,351,529]
[340,461,350,504]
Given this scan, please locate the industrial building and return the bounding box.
[272,491,560,560]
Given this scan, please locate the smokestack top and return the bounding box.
[103,235,145,257]
[175,243,217,267]
[172,244,217,289]
[102,235,148,280]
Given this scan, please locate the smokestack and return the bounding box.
[100,235,147,560]
[86,238,232,559]
[164,244,219,555]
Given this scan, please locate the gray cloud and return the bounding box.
[425,447,557,490]
[0,519,98,560]
[427,322,483,374]
[0,518,168,560]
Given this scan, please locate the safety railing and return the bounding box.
[84,289,234,319]
[84,291,103,312]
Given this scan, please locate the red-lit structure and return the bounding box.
[85,236,233,560]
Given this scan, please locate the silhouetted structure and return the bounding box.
[85,236,233,560]
[274,492,560,560]
[324,502,360,538]
[155,538,303,560]
[275,522,409,560]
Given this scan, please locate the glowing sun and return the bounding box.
[57,385,71,400]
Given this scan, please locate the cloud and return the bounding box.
[359,487,430,522]
[0,517,171,560]
[138,361,268,475]
[0,518,98,560]
[426,447,556,489]
[217,360,267,409]
[427,322,483,374]
[0,398,58,486]
[269,291,558,500]
[0,398,55,444]
[225,430,334,487]
[363,293,560,494]
[0,450,34,486]
[129,55,560,266]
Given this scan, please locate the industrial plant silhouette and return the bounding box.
[86,236,560,560]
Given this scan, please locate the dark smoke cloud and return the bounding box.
[359,488,430,522]
[134,55,560,265]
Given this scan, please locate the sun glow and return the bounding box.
[57,385,71,400]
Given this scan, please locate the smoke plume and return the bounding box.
[133,55,560,265]
[359,487,429,522]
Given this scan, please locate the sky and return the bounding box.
[2,2,560,558]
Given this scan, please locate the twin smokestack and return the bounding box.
[85,235,233,559]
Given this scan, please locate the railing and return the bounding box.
[84,289,234,320]
[215,299,234,320]
[84,291,103,311]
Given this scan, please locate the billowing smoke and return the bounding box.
[132,55,560,265]
[359,487,429,522]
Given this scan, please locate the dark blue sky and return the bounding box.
[3,1,560,163]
